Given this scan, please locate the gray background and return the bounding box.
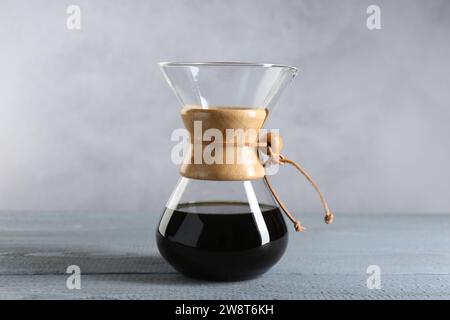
[1,0,449,215]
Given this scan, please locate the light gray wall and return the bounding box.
[1,0,449,214]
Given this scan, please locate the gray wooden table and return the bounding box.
[0,211,449,299]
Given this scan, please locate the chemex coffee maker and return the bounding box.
[156,62,333,281]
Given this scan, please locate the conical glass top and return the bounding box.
[159,62,297,110]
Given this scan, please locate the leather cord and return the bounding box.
[264,147,334,232]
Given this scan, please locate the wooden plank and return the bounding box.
[1,274,449,300]
[0,211,449,299]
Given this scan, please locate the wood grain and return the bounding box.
[0,211,449,299]
[180,106,268,180]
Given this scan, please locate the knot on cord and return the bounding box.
[294,221,306,232]
[324,211,334,224]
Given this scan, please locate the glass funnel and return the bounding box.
[159,61,297,109]
[157,62,297,281]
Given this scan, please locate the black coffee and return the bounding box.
[156,202,288,281]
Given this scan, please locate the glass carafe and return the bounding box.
[156,62,332,281]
